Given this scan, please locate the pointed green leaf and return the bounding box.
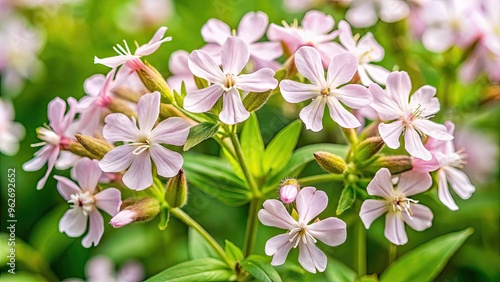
[188,228,220,260]
[243,90,272,112]
[157,207,170,230]
[183,122,220,151]
[194,75,209,89]
[380,228,474,282]
[224,240,244,266]
[263,120,302,176]
[241,255,282,282]
[241,113,264,177]
[336,185,355,215]
[146,258,234,282]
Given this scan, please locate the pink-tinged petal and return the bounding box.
[298,236,327,273]
[379,121,404,149]
[363,64,390,84]
[110,210,136,228]
[150,117,190,145]
[326,97,361,128]
[188,50,224,84]
[137,92,160,134]
[74,159,102,194]
[367,168,394,199]
[360,199,389,228]
[438,169,459,211]
[238,11,268,43]
[184,84,224,113]
[295,46,326,87]
[82,210,104,248]
[412,156,440,173]
[379,0,410,23]
[200,43,222,64]
[219,88,250,125]
[48,97,66,133]
[265,234,294,266]
[86,256,114,280]
[122,151,152,191]
[36,147,59,190]
[413,120,453,141]
[396,171,432,196]
[358,66,375,87]
[299,97,327,132]
[326,53,358,88]
[422,28,454,53]
[94,55,139,68]
[280,80,320,103]
[334,84,372,109]
[308,217,347,246]
[84,74,106,96]
[358,33,385,62]
[302,10,335,35]
[444,166,475,199]
[386,71,411,112]
[296,187,328,223]
[369,84,402,120]
[136,27,172,56]
[23,145,52,171]
[201,19,231,45]
[249,42,283,61]
[337,20,356,50]
[401,203,433,231]
[316,42,346,67]
[117,261,144,282]
[236,68,278,92]
[99,146,136,173]
[169,50,190,75]
[103,113,140,143]
[55,176,81,201]
[95,188,122,216]
[404,127,432,161]
[385,213,408,245]
[59,208,87,237]
[409,86,439,116]
[258,199,297,230]
[149,144,183,178]
[346,3,377,28]
[221,37,250,75]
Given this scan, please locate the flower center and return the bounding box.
[34,126,60,146]
[357,48,375,64]
[222,73,237,91]
[391,195,419,219]
[441,148,467,168]
[320,88,330,96]
[68,191,95,216]
[288,222,317,248]
[131,137,151,155]
[402,104,425,125]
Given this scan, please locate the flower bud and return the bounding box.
[107,97,137,118]
[137,60,174,104]
[110,197,160,228]
[279,179,300,204]
[314,151,346,174]
[372,156,413,174]
[75,134,113,160]
[353,136,385,163]
[165,169,188,208]
[64,138,98,159]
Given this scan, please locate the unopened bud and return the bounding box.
[373,156,413,174]
[75,134,113,160]
[64,139,98,159]
[314,151,346,174]
[165,169,188,208]
[110,197,160,228]
[137,61,174,104]
[279,179,300,204]
[354,136,385,163]
[108,97,137,118]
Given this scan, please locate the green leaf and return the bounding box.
[224,240,244,266]
[241,113,264,177]
[146,258,234,282]
[243,90,272,112]
[157,207,170,230]
[194,75,209,89]
[380,228,474,282]
[336,185,356,215]
[183,122,220,151]
[188,228,220,260]
[241,255,282,282]
[325,257,357,282]
[173,81,187,107]
[262,120,302,176]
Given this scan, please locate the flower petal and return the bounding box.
[150,117,190,146]
[184,84,224,113]
[302,10,335,35]
[236,68,278,92]
[363,64,390,84]
[326,97,361,128]
[238,11,268,43]
[386,71,411,112]
[219,88,250,125]
[249,42,283,61]
[379,0,410,23]
[358,33,385,62]
[334,84,372,109]
[82,210,104,248]
[422,28,454,53]
[137,92,160,134]
[99,146,136,173]
[437,169,458,211]
[308,217,347,246]
[48,97,66,134]
[221,37,250,75]
[280,80,320,103]
[23,145,52,171]
[326,53,358,88]
[259,199,297,230]
[135,26,172,56]
[36,147,59,190]
[169,50,190,75]
[404,127,432,161]
[385,213,408,245]
[401,203,433,231]
[396,171,432,196]
[95,188,122,216]
[345,3,377,28]
[149,144,183,178]
[338,20,357,49]
[367,168,394,199]
[59,208,87,237]
[188,50,224,84]
[296,187,328,223]
[298,236,327,273]
[122,151,152,191]
[74,159,102,194]
[299,97,327,132]
[94,55,139,68]
[295,46,326,87]
[360,199,389,228]
[369,83,403,120]
[55,175,81,201]
[379,121,404,149]
[265,234,294,266]
[201,19,231,45]
[103,113,140,143]
[84,74,106,96]
[413,120,453,141]
[444,166,475,199]
[409,85,439,116]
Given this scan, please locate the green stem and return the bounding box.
[357,221,367,277]
[170,207,230,265]
[243,198,261,257]
[389,244,397,264]
[297,174,344,186]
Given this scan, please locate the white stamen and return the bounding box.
[68,191,95,216]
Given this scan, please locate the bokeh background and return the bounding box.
[1,0,499,281]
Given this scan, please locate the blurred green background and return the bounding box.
[1,0,499,281]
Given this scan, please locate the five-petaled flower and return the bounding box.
[370,71,453,161]
[185,36,278,125]
[55,158,122,248]
[258,187,347,273]
[280,46,372,131]
[360,168,433,245]
[99,91,190,190]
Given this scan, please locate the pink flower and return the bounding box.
[258,187,347,273]
[23,97,77,189]
[55,158,121,248]
[185,36,278,125]
[280,47,372,131]
[200,11,282,70]
[280,184,299,204]
[360,168,433,245]
[110,210,136,228]
[166,50,197,93]
[99,91,190,190]
[459,43,500,83]
[335,20,390,86]
[370,71,453,161]
[83,255,144,282]
[267,10,342,66]
[94,26,171,69]
[346,0,410,28]
[0,98,24,155]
